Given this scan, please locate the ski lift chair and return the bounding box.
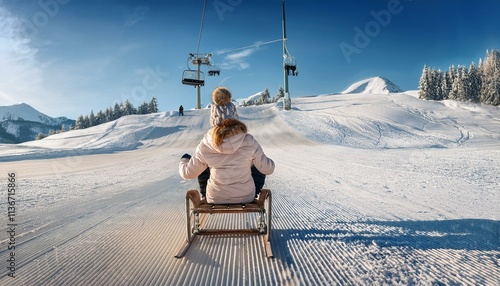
[182,70,205,86]
[284,55,298,76]
[208,66,220,76]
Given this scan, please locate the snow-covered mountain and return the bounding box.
[0,103,74,143]
[342,76,403,94]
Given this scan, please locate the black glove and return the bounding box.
[181,153,191,160]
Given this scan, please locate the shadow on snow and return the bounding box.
[273,219,499,265]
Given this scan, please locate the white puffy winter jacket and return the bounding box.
[179,129,275,204]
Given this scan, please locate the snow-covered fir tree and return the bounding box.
[275,86,285,102]
[148,97,159,113]
[441,70,452,100]
[75,115,84,130]
[89,110,95,127]
[258,89,271,105]
[123,100,137,115]
[432,69,443,100]
[468,62,481,102]
[96,110,106,125]
[138,101,149,114]
[113,103,122,120]
[418,65,432,100]
[450,66,468,101]
[480,49,500,105]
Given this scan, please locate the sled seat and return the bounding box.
[175,189,273,258]
[188,189,268,213]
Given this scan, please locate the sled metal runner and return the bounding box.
[175,189,273,259]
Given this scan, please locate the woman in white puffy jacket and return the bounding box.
[179,118,275,204]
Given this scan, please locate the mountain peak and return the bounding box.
[0,103,75,143]
[342,77,403,94]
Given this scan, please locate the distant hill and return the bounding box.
[0,103,75,143]
[342,77,403,94]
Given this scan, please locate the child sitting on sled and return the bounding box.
[179,118,274,204]
[179,86,271,202]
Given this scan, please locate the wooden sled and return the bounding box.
[175,189,273,259]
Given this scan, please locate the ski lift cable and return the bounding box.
[215,38,284,55]
[196,0,208,56]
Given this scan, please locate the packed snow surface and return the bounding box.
[1,91,499,285]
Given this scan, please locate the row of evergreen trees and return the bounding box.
[74,97,159,130]
[35,97,159,140]
[418,50,500,105]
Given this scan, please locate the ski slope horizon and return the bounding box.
[0,81,499,284]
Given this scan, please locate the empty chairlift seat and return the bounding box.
[182,70,205,86]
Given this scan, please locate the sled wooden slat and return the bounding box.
[175,189,273,259]
[193,203,263,213]
[197,229,262,235]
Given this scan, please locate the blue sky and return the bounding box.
[1,0,499,118]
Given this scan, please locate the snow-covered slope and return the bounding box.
[0,92,498,285]
[342,76,403,94]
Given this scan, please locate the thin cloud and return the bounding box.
[214,39,280,71]
[124,6,149,27]
[221,48,258,70]
[0,6,42,105]
[118,42,142,54]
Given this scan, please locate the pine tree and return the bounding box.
[113,103,122,120]
[138,102,149,114]
[450,66,468,101]
[123,100,136,115]
[83,115,91,129]
[96,110,105,125]
[89,110,95,127]
[441,70,452,100]
[432,69,443,100]
[418,65,432,100]
[35,133,47,140]
[480,49,500,105]
[105,107,113,122]
[75,115,84,130]
[468,62,481,102]
[275,86,285,102]
[148,97,159,113]
[258,89,271,105]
